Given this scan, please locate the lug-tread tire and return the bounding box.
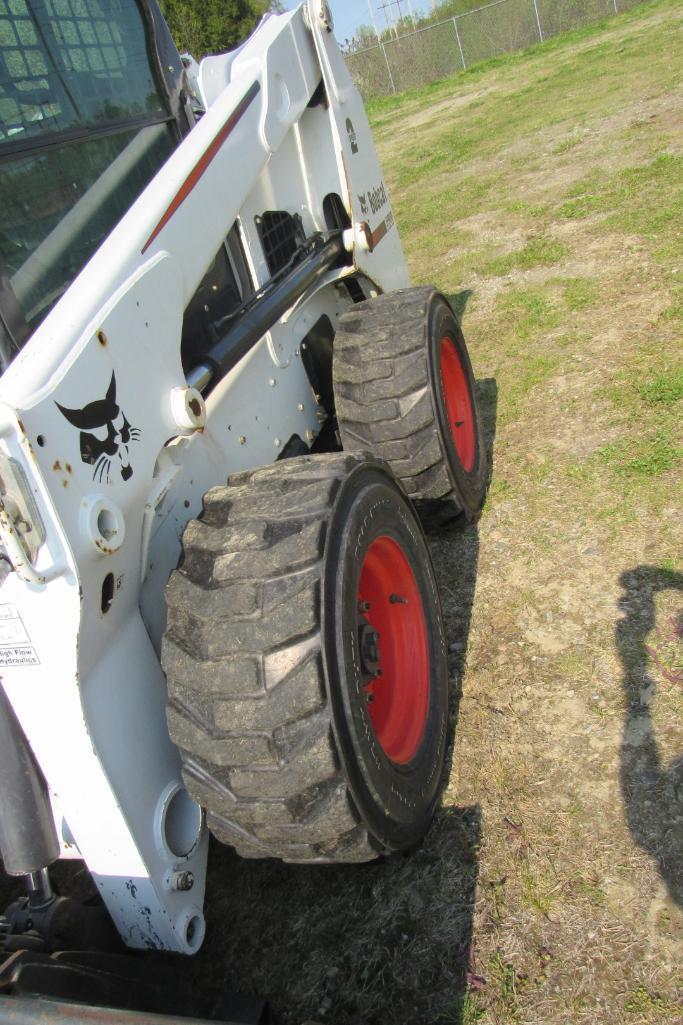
[162,453,448,863]
[333,286,488,527]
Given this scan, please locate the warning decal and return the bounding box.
[0,605,30,646]
[0,605,38,665]
[0,646,40,667]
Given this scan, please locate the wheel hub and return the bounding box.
[358,620,381,678]
[356,535,430,764]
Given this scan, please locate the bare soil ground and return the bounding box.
[2,3,680,1023]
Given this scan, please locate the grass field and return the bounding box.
[185,3,681,1022]
[359,1,682,1021]
[3,3,680,1023]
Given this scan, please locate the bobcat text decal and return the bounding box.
[357,181,389,223]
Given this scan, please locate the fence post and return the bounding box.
[612,0,618,12]
[532,0,544,41]
[452,16,466,70]
[380,41,397,93]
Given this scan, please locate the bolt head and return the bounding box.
[172,871,194,891]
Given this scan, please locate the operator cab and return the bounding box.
[0,0,189,370]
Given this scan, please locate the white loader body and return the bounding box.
[0,0,408,952]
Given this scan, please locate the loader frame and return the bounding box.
[0,0,409,952]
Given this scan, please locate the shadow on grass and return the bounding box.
[422,372,495,1023]
[446,289,474,327]
[193,807,481,1025]
[617,565,683,908]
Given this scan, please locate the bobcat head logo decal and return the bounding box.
[56,373,140,483]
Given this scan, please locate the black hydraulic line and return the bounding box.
[0,685,59,877]
[190,232,347,394]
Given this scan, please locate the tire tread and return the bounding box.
[162,454,381,863]
[334,286,484,526]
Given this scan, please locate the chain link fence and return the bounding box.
[344,0,645,99]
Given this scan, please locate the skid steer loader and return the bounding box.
[0,0,488,965]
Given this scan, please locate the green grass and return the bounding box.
[486,953,528,1014]
[560,277,599,310]
[495,288,562,339]
[558,155,683,241]
[598,432,682,479]
[375,1,682,270]
[625,987,683,1017]
[553,136,582,155]
[636,367,683,406]
[376,0,682,500]
[392,173,497,240]
[521,865,557,917]
[661,288,683,323]
[597,335,683,491]
[478,237,566,277]
[439,996,486,1024]
[396,130,479,187]
[575,876,607,908]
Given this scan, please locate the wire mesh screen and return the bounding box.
[383,21,463,94]
[344,0,650,100]
[458,0,540,67]
[345,43,395,98]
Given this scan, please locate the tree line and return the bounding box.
[159,0,280,58]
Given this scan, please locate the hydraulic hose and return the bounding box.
[0,684,59,876]
[187,232,347,394]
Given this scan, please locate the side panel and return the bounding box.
[0,257,209,953]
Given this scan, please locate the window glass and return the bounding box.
[0,0,165,144]
[0,122,175,333]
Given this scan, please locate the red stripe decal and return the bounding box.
[370,210,395,250]
[142,81,261,254]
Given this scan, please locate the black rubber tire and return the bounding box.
[333,286,488,528]
[162,453,448,863]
